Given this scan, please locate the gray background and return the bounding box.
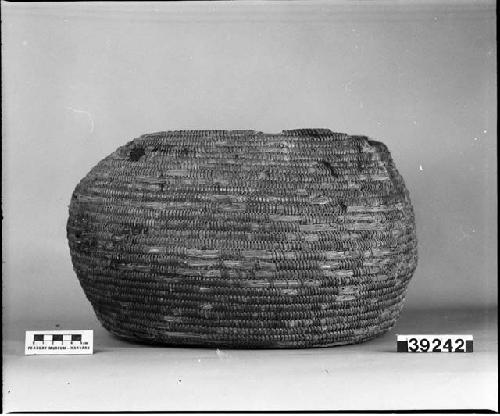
[2,1,497,412]
[3,1,496,324]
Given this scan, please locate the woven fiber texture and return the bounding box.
[67,129,417,348]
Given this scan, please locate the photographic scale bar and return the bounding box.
[33,334,82,343]
[25,330,93,355]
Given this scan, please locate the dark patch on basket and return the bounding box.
[304,129,323,138]
[338,200,348,213]
[129,146,145,162]
[320,160,339,178]
[73,212,90,225]
[179,147,190,157]
[152,144,174,155]
[79,236,99,253]
[127,223,148,236]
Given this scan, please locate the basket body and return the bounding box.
[67,129,417,348]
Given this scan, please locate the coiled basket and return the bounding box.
[67,129,417,348]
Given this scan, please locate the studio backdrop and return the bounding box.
[3,2,496,328]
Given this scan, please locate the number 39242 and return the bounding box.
[397,335,473,353]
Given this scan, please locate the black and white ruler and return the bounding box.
[397,334,473,353]
[25,330,93,355]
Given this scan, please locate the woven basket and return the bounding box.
[67,129,417,348]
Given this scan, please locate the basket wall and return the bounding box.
[67,129,418,348]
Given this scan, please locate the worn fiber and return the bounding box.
[67,129,418,348]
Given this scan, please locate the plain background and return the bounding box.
[2,0,497,324]
[1,1,497,412]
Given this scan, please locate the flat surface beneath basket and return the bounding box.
[3,307,497,412]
